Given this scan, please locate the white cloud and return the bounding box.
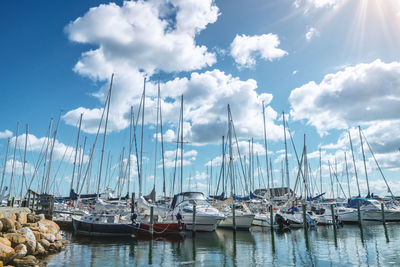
[289,60,400,135]
[0,130,12,139]
[230,34,287,68]
[4,159,34,176]
[292,70,298,75]
[63,1,285,149]
[63,0,219,134]
[9,133,88,164]
[305,27,319,41]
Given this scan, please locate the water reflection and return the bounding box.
[47,225,400,266]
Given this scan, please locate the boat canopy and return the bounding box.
[171,192,206,209]
[348,197,380,208]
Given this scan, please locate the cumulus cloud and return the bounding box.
[305,27,319,41]
[9,134,88,164]
[289,60,400,135]
[63,1,284,147]
[63,0,219,133]
[230,34,287,67]
[4,159,35,176]
[0,130,12,139]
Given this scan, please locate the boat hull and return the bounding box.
[218,214,255,230]
[180,214,224,232]
[72,217,135,237]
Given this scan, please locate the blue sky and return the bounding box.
[1,0,400,198]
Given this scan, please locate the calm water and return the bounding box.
[46,224,400,266]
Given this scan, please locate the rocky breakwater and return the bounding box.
[0,212,69,267]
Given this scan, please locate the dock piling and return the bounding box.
[357,202,362,225]
[381,202,386,224]
[192,204,196,235]
[270,205,274,229]
[150,206,154,236]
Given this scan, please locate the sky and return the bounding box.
[0,0,400,198]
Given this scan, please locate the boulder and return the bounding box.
[37,226,47,234]
[37,215,45,221]
[55,234,62,241]
[12,255,38,267]
[54,241,63,251]
[38,239,49,250]
[0,238,11,248]
[31,232,40,243]
[17,228,35,243]
[24,240,36,255]
[0,220,3,232]
[26,214,40,224]
[0,242,15,264]
[15,213,27,225]
[4,233,27,248]
[42,234,55,243]
[14,222,22,230]
[38,220,59,235]
[34,243,45,256]
[13,244,27,259]
[0,219,15,233]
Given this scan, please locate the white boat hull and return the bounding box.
[218,214,255,230]
[181,214,224,232]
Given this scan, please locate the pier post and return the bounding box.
[302,204,308,230]
[381,202,386,224]
[330,204,336,227]
[357,202,362,225]
[11,197,15,207]
[270,205,274,229]
[232,201,236,232]
[150,206,154,237]
[192,204,196,235]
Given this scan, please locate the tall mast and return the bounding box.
[153,82,160,196]
[96,74,114,198]
[45,111,61,194]
[76,136,87,192]
[358,126,370,198]
[158,80,166,197]
[139,77,146,196]
[180,94,184,193]
[344,151,351,198]
[228,105,234,195]
[348,131,361,196]
[248,139,251,192]
[19,124,28,199]
[282,112,290,198]
[127,107,133,196]
[319,148,322,194]
[10,122,19,197]
[328,161,335,199]
[251,138,254,192]
[41,119,53,194]
[71,113,83,194]
[0,137,10,191]
[262,101,270,193]
[222,135,225,196]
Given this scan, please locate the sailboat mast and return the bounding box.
[262,101,270,195]
[0,137,10,191]
[10,122,19,197]
[96,74,114,198]
[19,124,28,199]
[344,151,351,198]
[282,112,290,198]
[319,148,322,194]
[127,106,133,196]
[45,111,61,194]
[71,113,83,194]
[348,131,361,196]
[222,135,225,196]
[139,77,146,196]
[180,94,184,193]
[358,126,370,198]
[158,80,166,197]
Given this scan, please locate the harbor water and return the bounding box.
[46,223,400,266]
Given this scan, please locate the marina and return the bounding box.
[1,0,400,266]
